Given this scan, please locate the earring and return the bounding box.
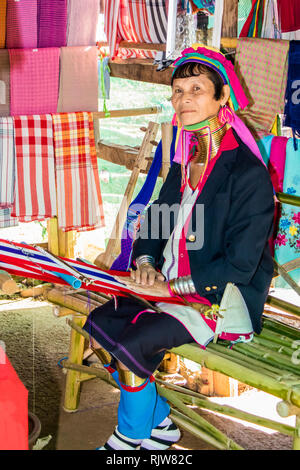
[218,104,234,125]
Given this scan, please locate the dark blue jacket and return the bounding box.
[132,129,275,333]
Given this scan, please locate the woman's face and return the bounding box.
[171,74,227,126]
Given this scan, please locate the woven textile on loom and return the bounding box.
[9,48,60,116]
[0,50,10,116]
[37,0,67,48]
[234,37,289,138]
[6,0,37,49]
[66,0,100,46]
[11,115,56,222]
[0,117,15,210]
[57,46,98,113]
[0,0,7,48]
[52,112,105,232]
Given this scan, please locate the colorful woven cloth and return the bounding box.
[0,117,15,209]
[283,41,300,145]
[37,0,67,48]
[0,50,10,116]
[66,0,100,46]
[274,138,300,286]
[0,0,7,48]
[11,115,56,222]
[52,112,105,232]
[235,38,290,138]
[9,48,60,116]
[57,46,98,113]
[6,0,37,48]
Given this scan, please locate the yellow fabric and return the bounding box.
[0,0,7,48]
[253,0,261,37]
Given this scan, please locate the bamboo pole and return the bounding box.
[266,295,300,318]
[20,284,53,298]
[169,343,300,407]
[276,192,300,207]
[0,270,18,295]
[63,314,87,412]
[43,288,94,316]
[93,106,161,119]
[168,389,295,437]
[157,385,243,450]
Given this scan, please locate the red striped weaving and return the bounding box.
[12,115,57,222]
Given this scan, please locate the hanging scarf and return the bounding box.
[283,40,300,149]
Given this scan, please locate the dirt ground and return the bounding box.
[0,297,296,451]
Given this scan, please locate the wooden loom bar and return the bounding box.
[93,106,161,119]
[0,269,18,295]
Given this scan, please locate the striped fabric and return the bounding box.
[52,112,105,232]
[145,0,167,44]
[0,0,7,48]
[9,48,60,116]
[235,38,290,137]
[37,0,67,48]
[0,209,18,228]
[104,0,166,59]
[57,46,98,113]
[6,0,37,48]
[0,50,10,116]
[0,117,15,209]
[66,0,100,46]
[12,115,56,222]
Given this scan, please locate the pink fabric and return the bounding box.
[268,136,288,256]
[6,0,37,48]
[268,136,288,192]
[57,46,98,113]
[9,48,60,116]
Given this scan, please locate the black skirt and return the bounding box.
[82,296,194,378]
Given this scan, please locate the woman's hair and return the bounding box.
[171,62,224,101]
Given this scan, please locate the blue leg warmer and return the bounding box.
[118,377,170,440]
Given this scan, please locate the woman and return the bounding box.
[85,45,275,450]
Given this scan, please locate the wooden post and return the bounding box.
[94,121,159,269]
[221,0,238,39]
[63,314,87,412]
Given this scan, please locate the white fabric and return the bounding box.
[212,0,224,49]
[214,283,253,337]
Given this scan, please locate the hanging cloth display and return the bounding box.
[283,40,300,148]
[0,50,10,116]
[6,0,37,48]
[37,0,67,48]
[235,37,289,138]
[52,112,105,232]
[11,115,57,222]
[57,46,98,113]
[9,48,60,116]
[274,137,300,285]
[0,117,15,210]
[0,0,7,48]
[66,0,100,46]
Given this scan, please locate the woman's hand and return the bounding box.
[115,275,171,298]
[130,264,165,286]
